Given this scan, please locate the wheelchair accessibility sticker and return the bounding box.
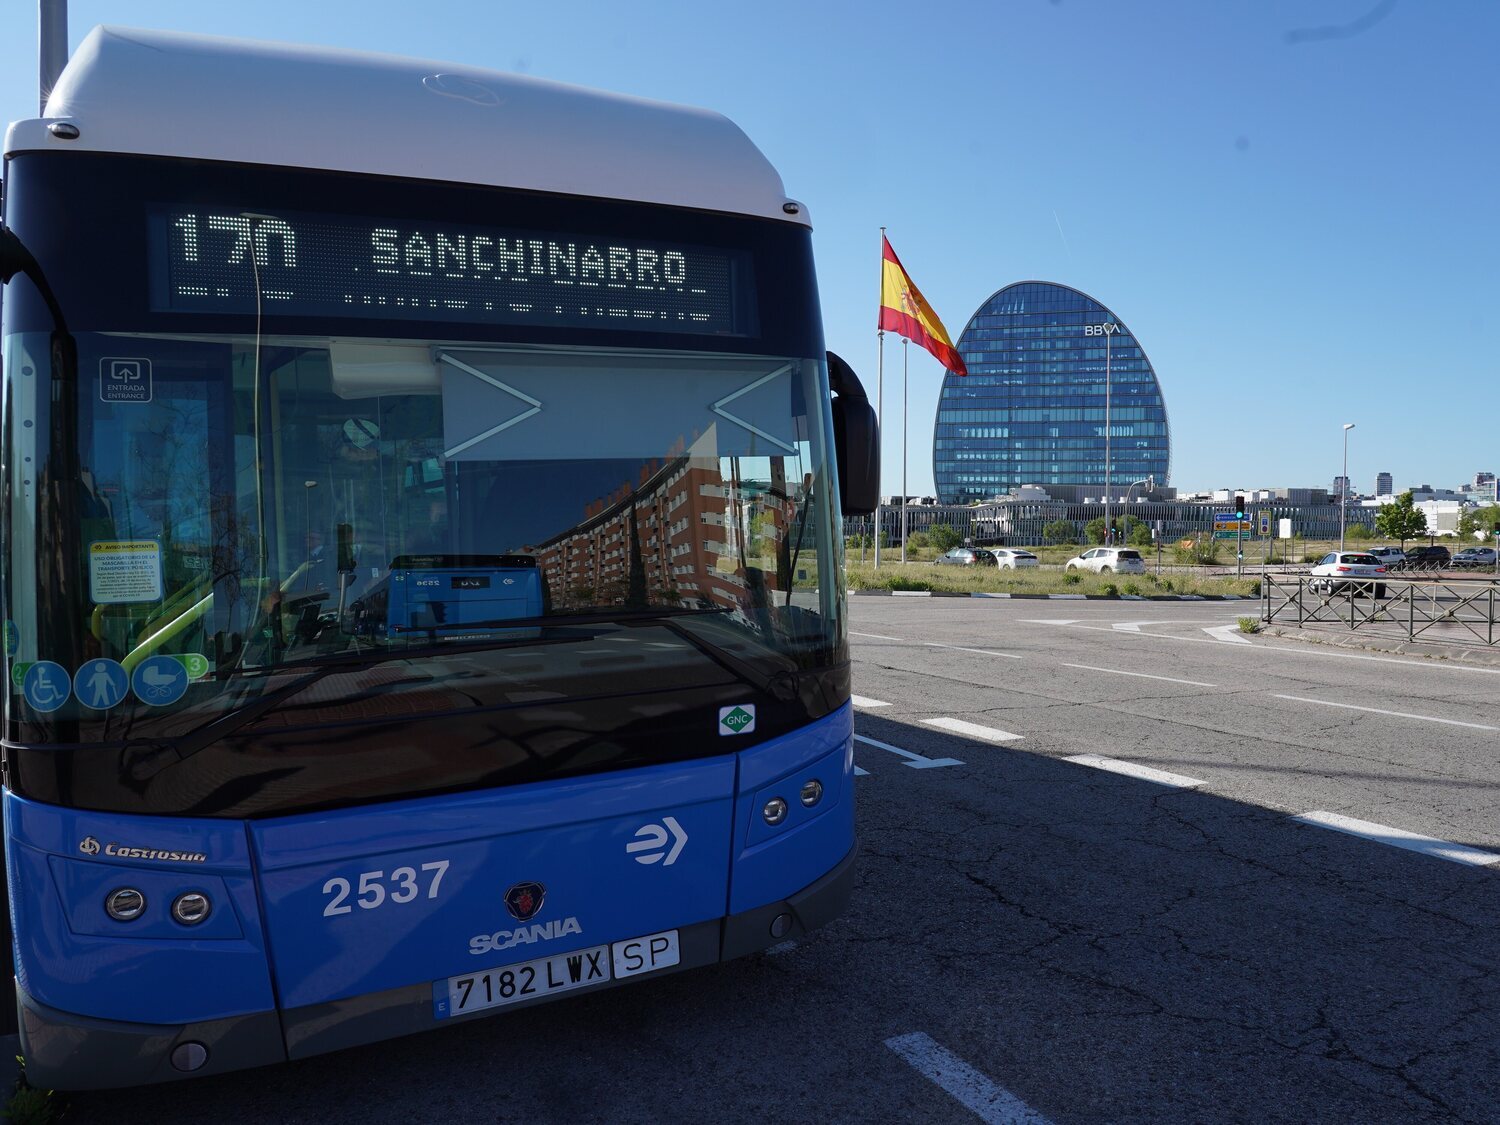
[75,659,130,711]
[131,655,189,707]
[22,661,71,712]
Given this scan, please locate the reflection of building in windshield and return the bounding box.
[533,441,798,614]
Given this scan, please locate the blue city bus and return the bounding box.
[0,27,877,1088]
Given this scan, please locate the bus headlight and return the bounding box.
[762,797,788,826]
[105,888,146,922]
[171,892,212,926]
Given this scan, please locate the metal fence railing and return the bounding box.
[1261,574,1500,646]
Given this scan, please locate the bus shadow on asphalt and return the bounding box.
[834,710,1500,1123]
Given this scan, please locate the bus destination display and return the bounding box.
[150,209,754,336]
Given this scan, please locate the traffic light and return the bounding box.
[1233,494,1246,519]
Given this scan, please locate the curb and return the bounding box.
[855,591,1252,600]
[1261,625,1500,667]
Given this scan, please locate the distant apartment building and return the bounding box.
[1375,471,1393,496]
[1332,475,1350,500]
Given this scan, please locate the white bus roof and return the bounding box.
[6,26,809,227]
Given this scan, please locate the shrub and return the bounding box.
[1062,571,1082,585]
[1102,582,1120,597]
[1122,581,1142,596]
[905,531,929,550]
[1237,616,1261,634]
[927,524,962,552]
[1248,581,1261,597]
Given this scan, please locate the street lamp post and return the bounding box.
[1102,322,1118,541]
[1122,474,1153,548]
[1339,423,1355,553]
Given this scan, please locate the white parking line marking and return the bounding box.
[924,643,1024,660]
[854,766,871,777]
[886,1032,1054,1125]
[852,695,891,709]
[1018,619,1079,625]
[854,734,964,770]
[921,717,1023,743]
[1272,695,1500,732]
[850,631,904,641]
[1060,663,1217,688]
[1064,754,1205,789]
[1291,811,1500,867]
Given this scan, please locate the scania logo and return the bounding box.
[79,836,101,856]
[504,881,546,922]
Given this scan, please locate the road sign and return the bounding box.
[1258,513,1271,536]
[1213,515,1252,531]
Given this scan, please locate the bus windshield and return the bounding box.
[4,328,842,712]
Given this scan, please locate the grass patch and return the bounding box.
[845,562,1260,598]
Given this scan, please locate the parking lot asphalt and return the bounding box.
[63,599,1500,1124]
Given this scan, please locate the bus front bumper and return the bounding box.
[16,845,855,1090]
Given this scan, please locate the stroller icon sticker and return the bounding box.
[131,655,189,707]
[22,661,71,713]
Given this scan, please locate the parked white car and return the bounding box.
[989,549,1039,570]
[1064,547,1147,575]
[1366,546,1405,566]
[1308,552,1388,597]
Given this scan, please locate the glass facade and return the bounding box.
[932,281,1170,505]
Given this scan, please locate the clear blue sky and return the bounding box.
[4,1,1496,496]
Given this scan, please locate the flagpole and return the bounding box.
[874,226,886,571]
[901,337,909,565]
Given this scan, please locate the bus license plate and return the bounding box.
[442,929,680,1017]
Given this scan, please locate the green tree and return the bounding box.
[1456,505,1500,539]
[1345,522,1372,541]
[1042,519,1077,545]
[1374,490,1428,548]
[927,523,962,552]
[1128,521,1154,547]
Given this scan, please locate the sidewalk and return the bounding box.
[1261,621,1500,667]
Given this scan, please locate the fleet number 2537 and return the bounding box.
[322,860,450,916]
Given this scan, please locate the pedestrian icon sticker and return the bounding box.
[22,661,72,713]
[75,659,130,711]
[131,655,189,707]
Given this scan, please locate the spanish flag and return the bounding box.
[878,236,967,376]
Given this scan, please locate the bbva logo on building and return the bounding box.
[1082,323,1121,337]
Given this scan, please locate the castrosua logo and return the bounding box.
[718,704,756,736]
[78,836,206,863]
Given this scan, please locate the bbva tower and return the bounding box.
[932,281,1171,505]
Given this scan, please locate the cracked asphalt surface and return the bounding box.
[65,599,1500,1123]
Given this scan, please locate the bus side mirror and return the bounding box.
[827,352,879,516]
